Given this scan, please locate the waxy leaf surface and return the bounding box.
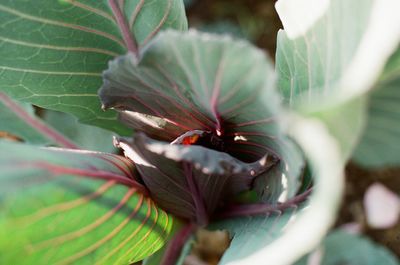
[275,0,400,158]
[353,48,400,167]
[276,0,400,107]
[100,30,304,201]
[295,230,399,265]
[0,93,50,144]
[211,203,307,265]
[0,141,173,264]
[0,0,187,135]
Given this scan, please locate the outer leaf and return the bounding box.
[210,204,306,265]
[352,48,400,167]
[276,0,400,106]
[210,117,345,265]
[0,0,187,135]
[100,30,304,201]
[142,219,185,265]
[0,141,173,264]
[309,97,368,160]
[0,92,78,148]
[43,110,117,153]
[294,230,399,265]
[0,93,49,144]
[275,0,400,158]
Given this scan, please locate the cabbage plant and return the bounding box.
[0,0,399,264]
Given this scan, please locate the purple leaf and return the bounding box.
[114,133,277,224]
[99,30,305,201]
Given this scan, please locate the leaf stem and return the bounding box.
[0,93,78,149]
[183,163,209,226]
[161,222,196,265]
[108,0,138,55]
[217,188,313,219]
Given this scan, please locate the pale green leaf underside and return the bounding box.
[275,0,379,159]
[276,0,373,107]
[276,0,400,109]
[211,205,305,265]
[0,95,49,144]
[352,48,400,167]
[0,0,187,135]
[0,141,173,264]
[295,230,399,265]
[310,97,367,160]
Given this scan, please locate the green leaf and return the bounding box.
[309,96,368,160]
[276,0,400,107]
[0,0,187,135]
[0,92,78,148]
[99,29,304,201]
[0,93,49,144]
[142,220,186,265]
[43,110,117,153]
[295,230,399,265]
[210,204,306,265]
[352,48,400,167]
[275,0,400,159]
[0,141,174,264]
[209,117,345,264]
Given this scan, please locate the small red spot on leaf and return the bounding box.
[182,134,200,145]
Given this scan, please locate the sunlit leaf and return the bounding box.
[211,203,307,265]
[0,0,187,135]
[275,0,400,158]
[0,141,173,264]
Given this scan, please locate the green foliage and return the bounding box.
[295,230,399,265]
[275,0,400,159]
[211,205,304,265]
[43,110,117,153]
[0,94,50,144]
[353,48,400,167]
[1,0,400,264]
[99,29,304,202]
[0,0,187,135]
[0,140,173,264]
